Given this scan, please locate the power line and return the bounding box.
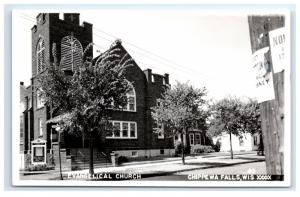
[19,15,35,23]
[93,27,211,79]
[19,14,212,81]
[93,43,107,51]
[94,43,192,82]
[20,14,208,79]
[21,13,35,19]
[94,43,166,72]
[93,33,113,44]
[93,33,206,80]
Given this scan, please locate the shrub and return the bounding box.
[117,156,129,164]
[25,164,55,171]
[47,154,55,166]
[72,166,82,171]
[174,141,189,155]
[213,140,221,152]
[174,141,182,156]
[24,153,32,168]
[192,145,215,154]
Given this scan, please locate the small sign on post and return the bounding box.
[269,27,287,73]
[252,47,275,103]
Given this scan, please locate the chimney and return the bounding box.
[164,73,169,84]
[143,69,152,83]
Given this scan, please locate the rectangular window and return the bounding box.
[36,90,44,108]
[128,96,135,111]
[157,124,164,139]
[38,118,43,136]
[195,134,201,145]
[132,151,138,157]
[130,123,136,138]
[157,101,161,107]
[114,122,120,137]
[122,122,128,137]
[239,137,244,146]
[28,97,32,108]
[20,116,24,144]
[122,97,136,112]
[189,134,194,145]
[160,149,165,155]
[51,128,58,142]
[254,136,258,146]
[107,121,137,139]
[174,135,178,141]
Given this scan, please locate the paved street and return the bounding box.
[19,151,266,181]
[140,161,266,180]
[177,160,266,175]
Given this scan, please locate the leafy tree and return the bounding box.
[151,82,207,164]
[240,98,263,154]
[37,40,133,174]
[240,99,262,135]
[207,97,262,159]
[207,97,244,159]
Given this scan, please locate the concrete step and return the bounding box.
[72,158,111,164]
[72,158,108,162]
[72,162,112,170]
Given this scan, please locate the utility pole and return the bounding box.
[248,15,285,175]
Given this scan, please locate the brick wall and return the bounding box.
[104,43,148,151]
[30,13,93,147]
[26,13,174,156]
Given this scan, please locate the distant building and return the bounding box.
[212,132,261,152]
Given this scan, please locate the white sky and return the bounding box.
[13,9,259,100]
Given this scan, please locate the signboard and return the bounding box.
[31,138,47,165]
[269,27,287,73]
[33,147,45,162]
[252,47,275,103]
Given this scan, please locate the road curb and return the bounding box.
[131,159,266,180]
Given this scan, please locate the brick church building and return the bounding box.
[19,13,177,165]
[20,13,207,169]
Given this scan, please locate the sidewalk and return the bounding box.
[19,151,265,180]
[64,152,265,177]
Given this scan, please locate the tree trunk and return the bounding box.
[180,132,185,165]
[89,138,94,175]
[229,131,233,159]
[260,133,264,156]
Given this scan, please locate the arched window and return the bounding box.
[123,81,136,112]
[36,38,45,73]
[61,35,83,71]
[36,89,45,109]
